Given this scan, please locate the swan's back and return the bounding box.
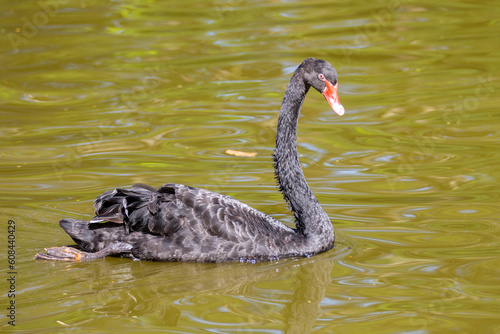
[94,183,294,238]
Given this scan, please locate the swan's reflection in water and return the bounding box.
[64,239,351,331]
[283,256,335,333]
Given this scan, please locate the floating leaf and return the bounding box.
[225,149,257,158]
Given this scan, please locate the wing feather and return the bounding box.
[92,183,294,245]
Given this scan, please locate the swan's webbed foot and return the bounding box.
[35,243,133,261]
[35,246,92,261]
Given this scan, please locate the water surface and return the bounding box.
[1,0,500,333]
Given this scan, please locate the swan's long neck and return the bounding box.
[273,72,334,246]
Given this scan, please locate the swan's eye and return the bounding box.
[318,73,325,81]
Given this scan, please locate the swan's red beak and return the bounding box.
[322,80,345,116]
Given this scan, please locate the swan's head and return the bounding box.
[301,58,345,116]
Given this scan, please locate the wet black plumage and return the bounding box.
[36,58,344,262]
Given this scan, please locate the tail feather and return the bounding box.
[59,219,128,252]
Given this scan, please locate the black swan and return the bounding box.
[36,58,344,262]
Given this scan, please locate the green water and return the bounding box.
[1,0,500,332]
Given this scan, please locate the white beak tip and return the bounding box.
[333,104,345,116]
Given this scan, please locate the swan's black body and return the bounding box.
[36,58,344,262]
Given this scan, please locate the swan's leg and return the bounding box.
[35,242,133,261]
